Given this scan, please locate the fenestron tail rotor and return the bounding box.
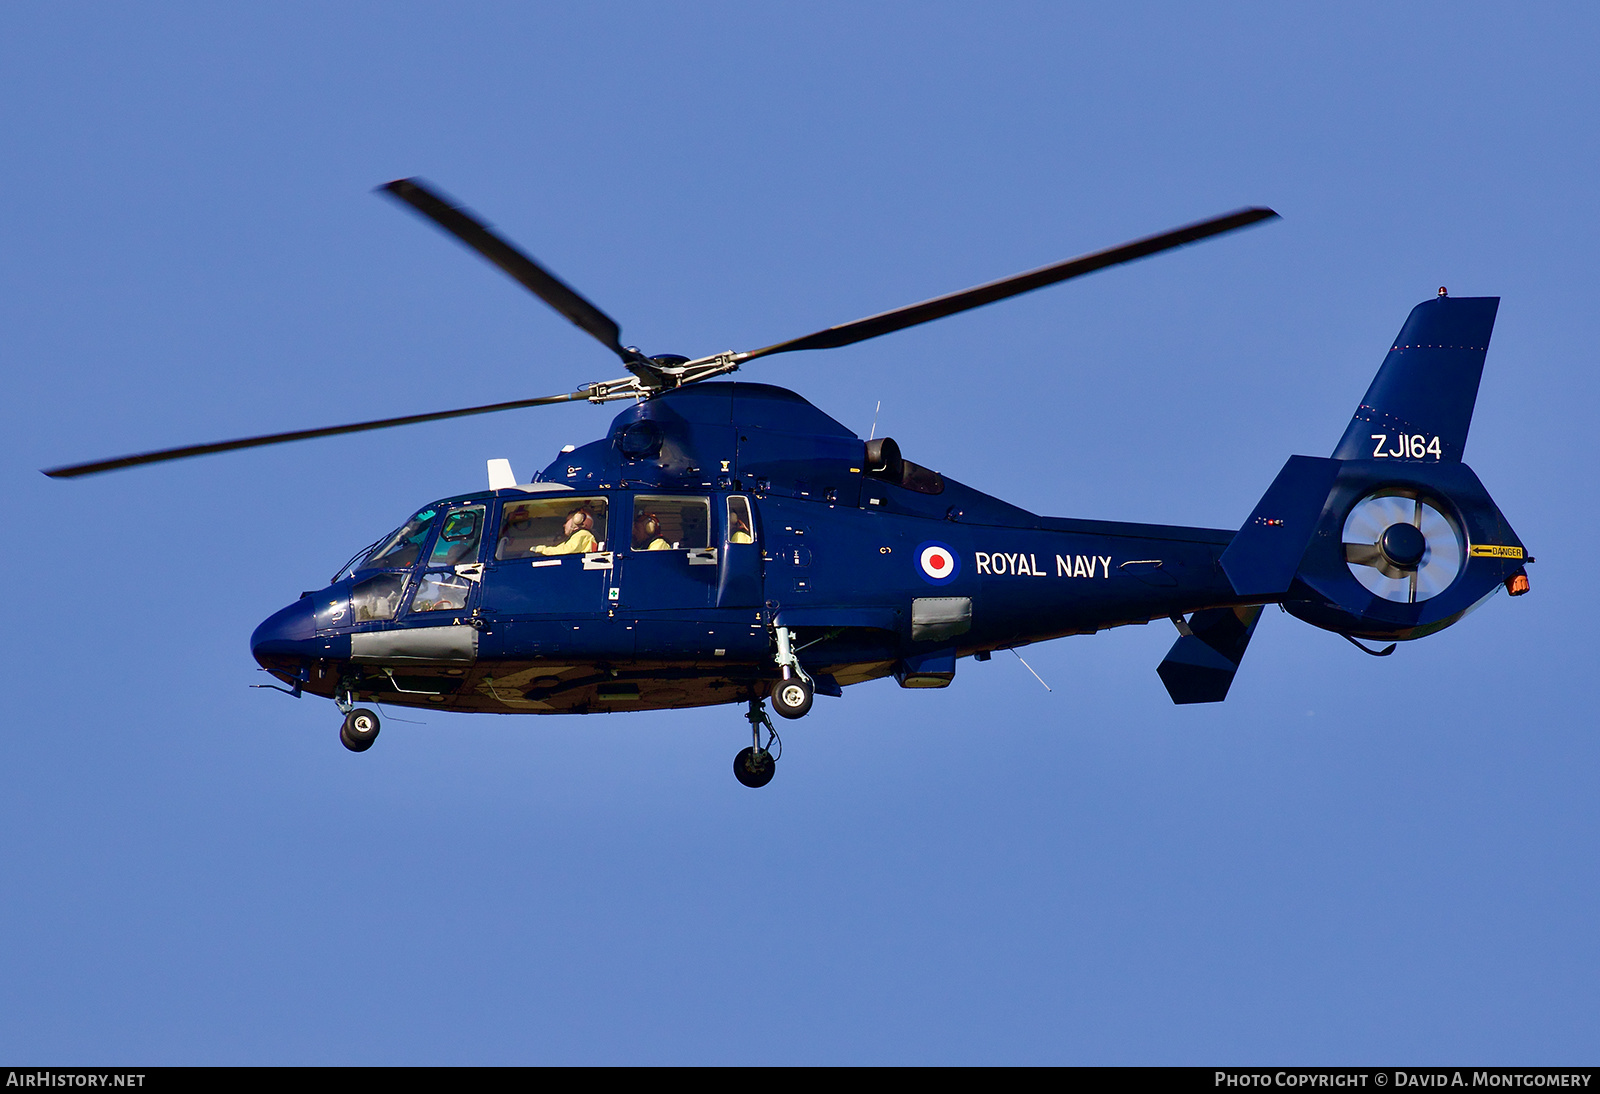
[41,181,1278,478]
[1342,491,1463,603]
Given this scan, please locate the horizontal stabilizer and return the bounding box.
[1157,606,1264,704]
[1219,456,1342,597]
[1332,295,1499,463]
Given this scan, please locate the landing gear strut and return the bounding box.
[735,697,780,788]
[770,625,814,720]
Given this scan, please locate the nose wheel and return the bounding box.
[735,697,781,788]
[340,707,381,752]
[734,745,775,788]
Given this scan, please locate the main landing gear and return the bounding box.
[771,676,813,719]
[733,625,817,786]
[735,697,781,788]
[770,625,814,720]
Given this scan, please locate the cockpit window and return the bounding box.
[351,573,408,622]
[428,506,485,567]
[410,571,472,614]
[496,497,609,560]
[333,538,382,583]
[632,495,710,550]
[366,508,440,570]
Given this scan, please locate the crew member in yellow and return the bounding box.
[729,510,754,544]
[633,512,672,551]
[533,506,598,556]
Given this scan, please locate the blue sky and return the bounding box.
[2,3,1596,1064]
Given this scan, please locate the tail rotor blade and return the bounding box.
[1344,542,1383,568]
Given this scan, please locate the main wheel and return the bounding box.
[771,677,814,720]
[340,708,380,752]
[734,746,776,788]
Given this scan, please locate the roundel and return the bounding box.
[916,541,960,586]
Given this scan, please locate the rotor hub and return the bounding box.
[1342,493,1464,604]
[1378,522,1427,570]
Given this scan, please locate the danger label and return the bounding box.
[1468,544,1524,559]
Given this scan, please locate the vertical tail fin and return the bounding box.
[1332,294,1500,464]
[1219,292,1527,643]
[1157,606,1265,704]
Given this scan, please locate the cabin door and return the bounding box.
[716,494,763,609]
[479,494,629,658]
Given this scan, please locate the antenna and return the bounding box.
[869,400,881,441]
[1009,648,1053,692]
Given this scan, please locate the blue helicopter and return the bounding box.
[45,180,1531,787]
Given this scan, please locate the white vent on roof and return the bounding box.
[486,459,517,490]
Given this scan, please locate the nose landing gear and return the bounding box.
[340,708,381,752]
[735,697,780,788]
[335,679,380,752]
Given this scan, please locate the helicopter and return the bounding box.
[44,179,1532,788]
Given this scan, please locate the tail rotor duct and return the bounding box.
[1342,491,1462,604]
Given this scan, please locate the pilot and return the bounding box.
[729,510,754,545]
[633,512,672,551]
[532,506,598,556]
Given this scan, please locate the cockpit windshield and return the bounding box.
[332,540,381,583]
[331,499,495,583]
[367,507,440,570]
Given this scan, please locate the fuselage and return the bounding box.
[251,383,1250,714]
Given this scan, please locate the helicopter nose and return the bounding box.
[250,597,318,666]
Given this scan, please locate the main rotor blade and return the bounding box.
[42,390,589,479]
[379,178,632,361]
[736,207,1279,362]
